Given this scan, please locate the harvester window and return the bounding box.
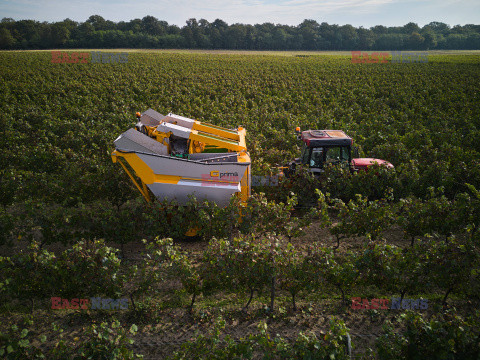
[310,148,324,168]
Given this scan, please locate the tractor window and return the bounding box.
[301,143,310,165]
[310,147,324,168]
[325,146,350,164]
[340,147,350,161]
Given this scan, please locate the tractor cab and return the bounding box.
[299,130,353,174]
[285,128,393,176]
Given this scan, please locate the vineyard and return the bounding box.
[0,51,480,359]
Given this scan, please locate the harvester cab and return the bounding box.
[285,128,393,176]
[111,109,251,207]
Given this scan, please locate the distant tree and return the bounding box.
[245,25,257,49]
[446,33,467,49]
[371,25,387,35]
[403,22,420,34]
[0,28,15,48]
[181,25,195,48]
[318,22,335,49]
[226,24,246,49]
[186,18,209,47]
[77,21,94,36]
[467,33,480,49]
[1,17,15,24]
[255,23,275,49]
[339,24,358,49]
[14,20,40,43]
[211,18,228,30]
[451,24,468,34]
[422,30,437,49]
[463,24,480,32]
[408,32,424,50]
[199,18,209,28]
[357,27,375,49]
[62,18,78,32]
[104,20,116,31]
[300,19,320,29]
[126,18,142,33]
[1,16,479,50]
[51,23,70,46]
[167,24,181,35]
[86,15,107,31]
[299,19,319,50]
[142,16,164,36]
[425,21,450,35]
[374,33,406,50]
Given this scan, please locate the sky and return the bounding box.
[1,0,479,27]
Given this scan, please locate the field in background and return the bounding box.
[7,49,480,55]
[1,50,478,205]
[0,50,479,359]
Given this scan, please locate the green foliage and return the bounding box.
[321,163,399,201]
[240,193,313,239]
[454,183,480,240]
[1,18,479,51]
[55,239,125,299]
[274,165,321,207]
[1,51,479,212]
[0,206,14,247]
[355,242,427,298]
[1,192,313,248]
[304,245,359,306]
[278,243,309,311]
[315,189,331,228]
[424,237,479,304]
[5,199,155,247]
[397,185,480,246]
[1,51,480,250]
[253,317,351,359]
[0,318,142,359]
[170,316,351,359]
[194,195,242,241]
[9,201,73,246]
[355,243,403,292]
[329,191,396,243]
[292,317,350,360]
[397,196,431,245]
[0,239,124,305]
[0,242,57,305]
[203,235,282,311]
[127,237,174,311]
[376,310,480,360]
[421,187,459,240]
[69,320,143,360]
[0,51,479,359]
[0,317,46,359]
[144,237,202,313]
[169,317,252,359]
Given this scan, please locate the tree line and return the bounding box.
[1,16,479,50]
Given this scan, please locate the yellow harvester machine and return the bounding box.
[111,109,251,207]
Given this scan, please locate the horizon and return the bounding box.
[1,0,479,28]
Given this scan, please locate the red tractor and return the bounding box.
[285,128,393,176]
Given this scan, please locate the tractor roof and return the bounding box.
[301,130,353,147]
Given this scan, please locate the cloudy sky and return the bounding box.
[1,0,478,27]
